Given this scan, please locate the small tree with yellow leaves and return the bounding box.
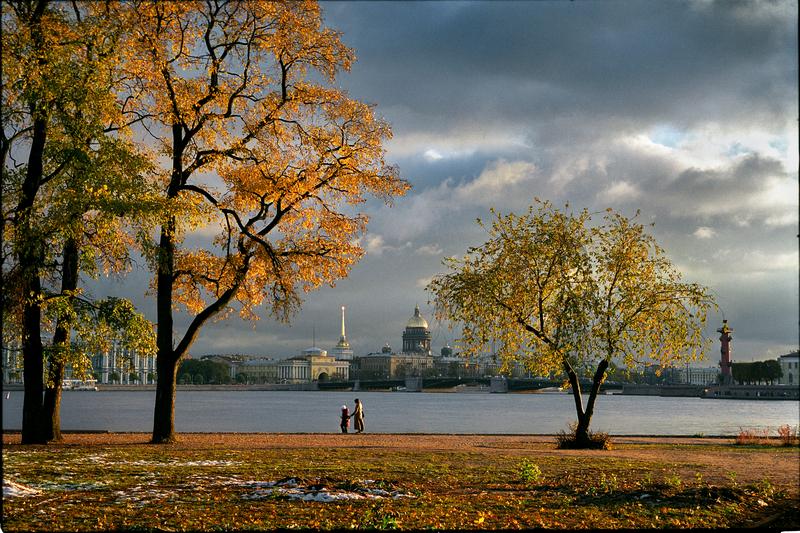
[429,201,714,447]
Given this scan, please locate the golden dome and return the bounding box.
[406,305,429,329]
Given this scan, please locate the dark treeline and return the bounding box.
[731,360,782,385]
[177,359,231,385]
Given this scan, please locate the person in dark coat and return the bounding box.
[340,405,350,433]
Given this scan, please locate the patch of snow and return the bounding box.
[33,481,106,491]
[240,478,414,503]
[4,480,42,498]
[121,459,240,467]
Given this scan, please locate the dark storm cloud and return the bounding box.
[326,0,796,134]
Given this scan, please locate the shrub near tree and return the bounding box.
[429,201,715,449]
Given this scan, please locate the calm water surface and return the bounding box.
[2,390,798,435]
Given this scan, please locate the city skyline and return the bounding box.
[86,1,798,362]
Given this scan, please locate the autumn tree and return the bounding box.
[429,201,714,448]
[118,0,408,443]
[2,0,158,443]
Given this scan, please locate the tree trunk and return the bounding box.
[21,276,46,444]
[20,116,48,445]
[574,359,609,444]
[563,360,584,423]
[17,2,51,445]
[151,125,187,444]
[42,366,64,442]
[152,355,178,443]
[152,217,178,443]
[43,237,80,442]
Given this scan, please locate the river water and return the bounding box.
[2,390,798,436]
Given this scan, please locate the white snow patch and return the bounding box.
[4,480,42,498]
[122,459,240,467]
[240,478,414,502]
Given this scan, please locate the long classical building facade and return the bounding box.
[91,341,156,384]
[2,339,155,385]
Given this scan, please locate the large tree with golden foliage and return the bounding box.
[118,1,408,443]
[428,201,715,447]
[2,0,158,444]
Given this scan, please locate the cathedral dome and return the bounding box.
[406,305,429,329]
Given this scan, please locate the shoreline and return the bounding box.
[4,383,797,400]
[2,430,760,449]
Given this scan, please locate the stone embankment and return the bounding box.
[621,383,799,400]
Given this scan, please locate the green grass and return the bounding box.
[2,443,798,530]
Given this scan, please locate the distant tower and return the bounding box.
[717,320,733,385]
[331,305,354,361]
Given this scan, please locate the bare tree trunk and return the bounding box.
[20,115,48,445]
[21,271,46,444]
[42,362,64,442]
[574,359,609,444]
[152,215,178,443]
[563,360,584,418]
[43,237,79,442]
[152,354,178,443]
[15,0,52,446]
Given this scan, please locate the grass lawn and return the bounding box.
[2,433,798,530]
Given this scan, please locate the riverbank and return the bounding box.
[2,432,798,530]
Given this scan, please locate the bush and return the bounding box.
[735,427,770,446]
[518,459,543,484]
[777,424,799,447]
[555,424,612,450]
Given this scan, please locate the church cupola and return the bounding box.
[402,305,432,354]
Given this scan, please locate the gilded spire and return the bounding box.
[336,305,350,349]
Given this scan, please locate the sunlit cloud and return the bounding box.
[693,227,717,239]
[598,180,640,204]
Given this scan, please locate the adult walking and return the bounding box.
[351,398,365,433]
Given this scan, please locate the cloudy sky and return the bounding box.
[92,0,798,364]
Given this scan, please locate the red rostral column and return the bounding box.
[717,320,733,384]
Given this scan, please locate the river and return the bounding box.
[2,390,797,436]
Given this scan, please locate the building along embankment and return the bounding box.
[621,383,799,400]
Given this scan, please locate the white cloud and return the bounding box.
[765,212,799,227]
[598,180,640,203]
[359,233,416,256]
[415,244,443,256]
[693,226,716,239]
[740,251,799,273]
[370,158,538,243]
[415,276,433,289]
[387,129,528,160]
[423,149,444,161]
[454,159,537,203]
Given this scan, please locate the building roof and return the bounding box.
[406,305,429,329]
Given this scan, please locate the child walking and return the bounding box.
[340,405,350,433]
